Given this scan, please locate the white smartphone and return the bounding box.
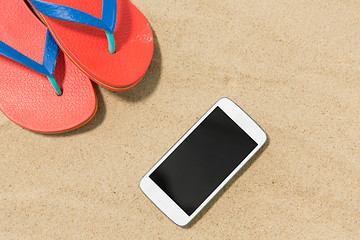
[139,97,267,226]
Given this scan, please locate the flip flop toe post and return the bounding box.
[0,0,97,133]
[29,0,154,91]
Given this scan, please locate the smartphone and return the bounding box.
[139,97,267,226]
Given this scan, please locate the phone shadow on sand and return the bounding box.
[183,137,270,229]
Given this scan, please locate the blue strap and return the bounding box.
[29,0,117,53]
[0,31,62,95]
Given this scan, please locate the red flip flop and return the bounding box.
[28,0,154,91]
[0,0,97,134]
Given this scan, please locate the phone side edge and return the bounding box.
[139,176,191,226]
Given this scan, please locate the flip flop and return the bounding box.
[0,0,97,134]
[28,0,154,91]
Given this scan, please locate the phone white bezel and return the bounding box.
[139,97,267,226]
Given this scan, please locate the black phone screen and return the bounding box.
[150,107,258,216]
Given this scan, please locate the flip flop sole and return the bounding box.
[0,0,97,133]
[31,0,154,91]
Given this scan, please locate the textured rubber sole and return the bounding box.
[0,0,97,133]
[30,0,154,91]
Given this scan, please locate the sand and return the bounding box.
[1,0,359,238]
